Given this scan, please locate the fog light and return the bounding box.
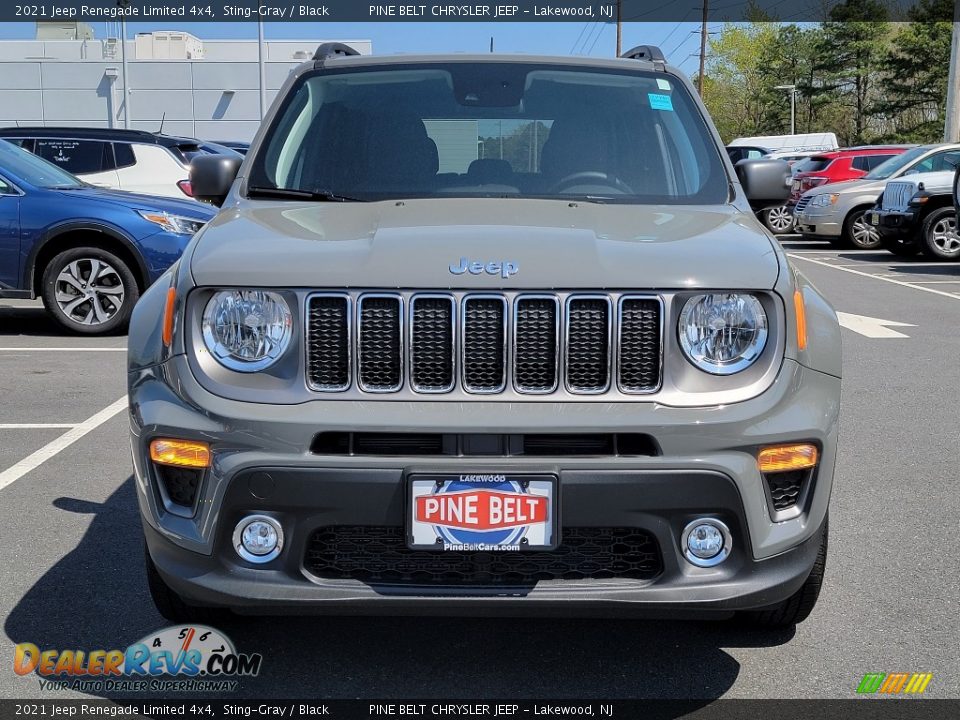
[233,515,283,564]
[681,519,731,567]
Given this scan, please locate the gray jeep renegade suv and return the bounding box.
[128,45,841,628]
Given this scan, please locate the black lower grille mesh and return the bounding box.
[514,298,559,391]
[410,297,454,391]
[304,526,662,585]
[618,298,661,392]
[462,297,506,392]
[566,298,610,391]
[767,470,807,511]
[157,466,201,509]
[306,295,350,390]
[358,296,402,391]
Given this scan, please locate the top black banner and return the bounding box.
[3,0,957,24]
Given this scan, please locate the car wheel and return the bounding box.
[920,207,960,261]
[40,247,139,335]
[145,547,227,624]
[844,209,882,249]
[762,205,795,234]
[738,516,828,629]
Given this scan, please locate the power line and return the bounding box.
[586,23,608,55]
[569,22,590,55]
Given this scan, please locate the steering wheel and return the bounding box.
[548,171,635,195]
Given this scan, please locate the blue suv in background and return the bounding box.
[0,139,215,334]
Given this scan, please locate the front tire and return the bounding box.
[738,517,828,629]
[844,209,882,249]
[920,207,960,261]
[41,247,139,335]
[762,205,795,235]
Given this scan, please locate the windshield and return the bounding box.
[865,146,929,180]
[0,138,84,189]
[249,63,728,204]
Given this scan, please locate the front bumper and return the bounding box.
[131,357,840,615]
[865,208,920,240]
[794,210,842,238]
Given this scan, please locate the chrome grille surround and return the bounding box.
[564,295,613,394]
[461,294,509,394]
[356,293,404,393]
[305,291,665,399]
[305,293,352,392]
[512,295,560,394]
[409,294,456,393]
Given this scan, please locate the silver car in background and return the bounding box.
[794,143,960,249]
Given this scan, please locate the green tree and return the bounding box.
[871,0,953,142]
[812,0,890,144]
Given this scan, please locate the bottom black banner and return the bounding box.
[2,700,959,720]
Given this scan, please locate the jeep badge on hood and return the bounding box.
[449,257,519,279]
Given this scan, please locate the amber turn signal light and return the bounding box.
[162,287,176,347]
[150,439,211,469]
[793,289,807,351]
[757,444,818,473]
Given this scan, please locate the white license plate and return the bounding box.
[408,474,557,551]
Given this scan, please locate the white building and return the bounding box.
[0,28,372,141]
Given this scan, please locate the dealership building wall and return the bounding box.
[0,38,372,141]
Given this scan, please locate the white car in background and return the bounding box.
[0,127,241,200]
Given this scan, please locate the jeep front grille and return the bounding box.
[882,181,914,212]
[304,526,663,585]
[305,291,662,397]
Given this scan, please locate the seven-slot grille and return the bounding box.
[306,292,662,396]
[881,181,915,211]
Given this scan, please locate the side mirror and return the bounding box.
[735,158,791,212]
[190,154,242,206]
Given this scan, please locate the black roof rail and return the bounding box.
[313,42,361,62]
[620,45,666,64]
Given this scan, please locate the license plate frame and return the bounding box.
[407,474,558,552]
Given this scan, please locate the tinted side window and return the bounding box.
[33,139,110,175]
[912,151,960,173]
[851,156,871,172]
[113,143,136,169]
[866,155,894,170]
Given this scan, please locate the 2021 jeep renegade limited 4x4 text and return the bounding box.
[129,45,841,629]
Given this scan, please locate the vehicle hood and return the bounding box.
[885,170,955,193]
[190,199,781,290]
[53,187,216,219]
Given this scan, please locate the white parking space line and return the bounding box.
[0,396,127,492]
[788,253,960,301]
[0,347,126,352]
[0,424,78,429]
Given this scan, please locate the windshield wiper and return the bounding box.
[247,186,365,202]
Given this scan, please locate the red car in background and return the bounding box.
[789,146,912,205]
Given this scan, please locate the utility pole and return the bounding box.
[616,0,622,57]
[118,0,131,129]
[697,0,708,96]
[945,20,960,142]
[258,1,267,119]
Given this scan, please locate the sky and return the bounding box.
[0,21,708,72]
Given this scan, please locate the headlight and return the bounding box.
[138,210,206,235]
[201,290,292,372]
[678,294,768,375]
[809,193,839,207]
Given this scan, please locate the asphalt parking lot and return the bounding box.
[1,235,958,702]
